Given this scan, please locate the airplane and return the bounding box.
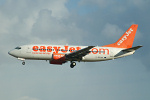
[8,24,142,68]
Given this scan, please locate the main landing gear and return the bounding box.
[70,61,76,68]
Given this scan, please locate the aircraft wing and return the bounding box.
[66,46,95,61]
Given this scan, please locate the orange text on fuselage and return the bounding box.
[32,46,109,55]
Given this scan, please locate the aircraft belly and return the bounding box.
[82,54,112,62]
[32,53,52,60]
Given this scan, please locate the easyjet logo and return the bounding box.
[32,46,81,53]
[117,28,133,46]
[32,46,109,55]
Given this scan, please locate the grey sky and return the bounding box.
[0,0,150,100]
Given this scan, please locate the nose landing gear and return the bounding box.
[70,61,76,68]
[18,58,25,65]
[22,61,25,65]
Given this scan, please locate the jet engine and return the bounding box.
[50,53,66,65]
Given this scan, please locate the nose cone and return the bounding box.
[8,50,18,57]
[8,51,12,55]
[8,50,15,56]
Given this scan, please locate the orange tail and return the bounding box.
[103,24,138,48]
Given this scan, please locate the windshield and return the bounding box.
[15,47,21,50]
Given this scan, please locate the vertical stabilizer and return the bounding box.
[103,24,138,48]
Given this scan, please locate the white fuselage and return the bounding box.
[8,44,134,62]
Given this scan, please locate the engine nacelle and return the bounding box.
[50,53,66,65]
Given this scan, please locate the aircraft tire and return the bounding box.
[22,62,25,65]
[70,62,76,68]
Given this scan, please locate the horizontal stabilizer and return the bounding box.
[122,45,143,52]
[114,45,142,57]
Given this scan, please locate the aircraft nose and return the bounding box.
[8,50,16,56]
[8,51,12,56]
[8,49,21,57]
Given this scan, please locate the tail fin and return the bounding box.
[103,24,138,48]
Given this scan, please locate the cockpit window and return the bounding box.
[15,47,21,50]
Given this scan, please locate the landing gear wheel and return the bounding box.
[22,62,25,65]
[70,62,76,68]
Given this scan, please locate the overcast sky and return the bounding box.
[0,0,150,100]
